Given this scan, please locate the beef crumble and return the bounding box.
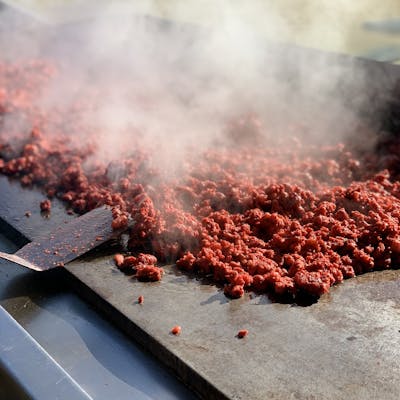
[1,60,400,302]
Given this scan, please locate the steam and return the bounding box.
[0,0,389,176]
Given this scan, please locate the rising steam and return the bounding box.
[0,0,390,176]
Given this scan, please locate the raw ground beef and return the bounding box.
[1,60,400,302]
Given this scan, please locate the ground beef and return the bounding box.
[40,199,51,212]
[135,265,164,282]
[1,60,400,303]
[113,253,125,268]
[171,325,182,335]
[237,329,248,339]
[114,251,163,281]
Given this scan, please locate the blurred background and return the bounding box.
[3,0,400,62]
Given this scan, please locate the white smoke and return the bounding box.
[0,0,391,175]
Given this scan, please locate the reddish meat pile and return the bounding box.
[115,253,164,282]
[1,60,400,302]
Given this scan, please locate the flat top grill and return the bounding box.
[1,172,399,400]
[1,4,400,399]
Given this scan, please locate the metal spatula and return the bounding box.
[0,206,117,271]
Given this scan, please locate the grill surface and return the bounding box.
[0,173,399,400]
[1,5,400,398]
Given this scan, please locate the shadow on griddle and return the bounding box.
[0,267,70,303]
[167,266,231,305]
[200,292,230,306]
[168,264,319,307]
[268,291,319,307]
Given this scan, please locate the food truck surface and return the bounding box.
[1,2,400,400]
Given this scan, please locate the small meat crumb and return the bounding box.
[121,256,137,268]
[40,199,51,212]
[171,325,181,335]
[111,214,129,230]
[138,295,144,304]
[224,284,245,299]
[237,329,248,339]
[113,253,125,268]
[136,265,164,281]
[25,211,31,217]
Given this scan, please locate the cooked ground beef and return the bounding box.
[113,253,125,268]
[171,325,182,335]
[40,199,51,212]
[1,60,400,302]
[237,329,248,339]
[114,252,163,281]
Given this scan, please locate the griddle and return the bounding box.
[1,6,400,399]
[1,173,400,400]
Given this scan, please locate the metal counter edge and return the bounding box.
[0,304,93,400]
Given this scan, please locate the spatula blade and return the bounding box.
[4,206,115,271]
